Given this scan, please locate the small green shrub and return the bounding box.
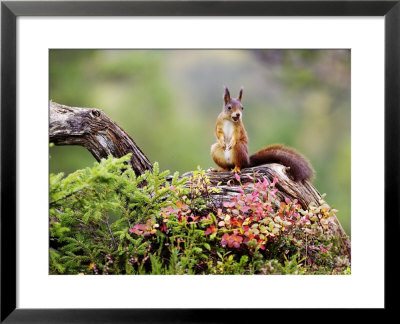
[49,154,350,275]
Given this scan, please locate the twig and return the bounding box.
[105,213,117,250]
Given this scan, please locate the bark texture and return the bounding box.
[49,101,350,259]
[182,164,320,210]
[49,101,152,176]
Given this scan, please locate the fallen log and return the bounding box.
[49,101,152,176]
[49,101,350,259]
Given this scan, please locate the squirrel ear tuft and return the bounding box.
[237,87,244,101]
[223,87,231,105]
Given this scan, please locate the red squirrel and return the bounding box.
[210,87,314,182]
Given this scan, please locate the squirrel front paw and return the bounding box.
[232,166,241,173]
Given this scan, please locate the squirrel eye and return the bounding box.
[242,106,244,110]
[227,106,232,110]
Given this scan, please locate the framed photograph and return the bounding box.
[1,0,397,321]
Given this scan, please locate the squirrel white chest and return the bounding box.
[223,120,234,144]
[222,120,234,164]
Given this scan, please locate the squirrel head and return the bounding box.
[222,87,244,123]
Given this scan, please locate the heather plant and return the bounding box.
[49,154,350,275]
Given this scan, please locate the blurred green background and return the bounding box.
[49,49,351,235]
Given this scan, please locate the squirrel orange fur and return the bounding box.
[210,87,314,181]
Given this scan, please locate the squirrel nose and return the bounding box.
[236,113,240,117]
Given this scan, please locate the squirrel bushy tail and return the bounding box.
[249,144,314,182]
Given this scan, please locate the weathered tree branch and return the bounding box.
[49,101,350,259]
[49,101,152,176]
[183,164,320,210]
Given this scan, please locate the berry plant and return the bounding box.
[50,154,350,275]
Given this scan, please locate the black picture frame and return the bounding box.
[1,0,398,322]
